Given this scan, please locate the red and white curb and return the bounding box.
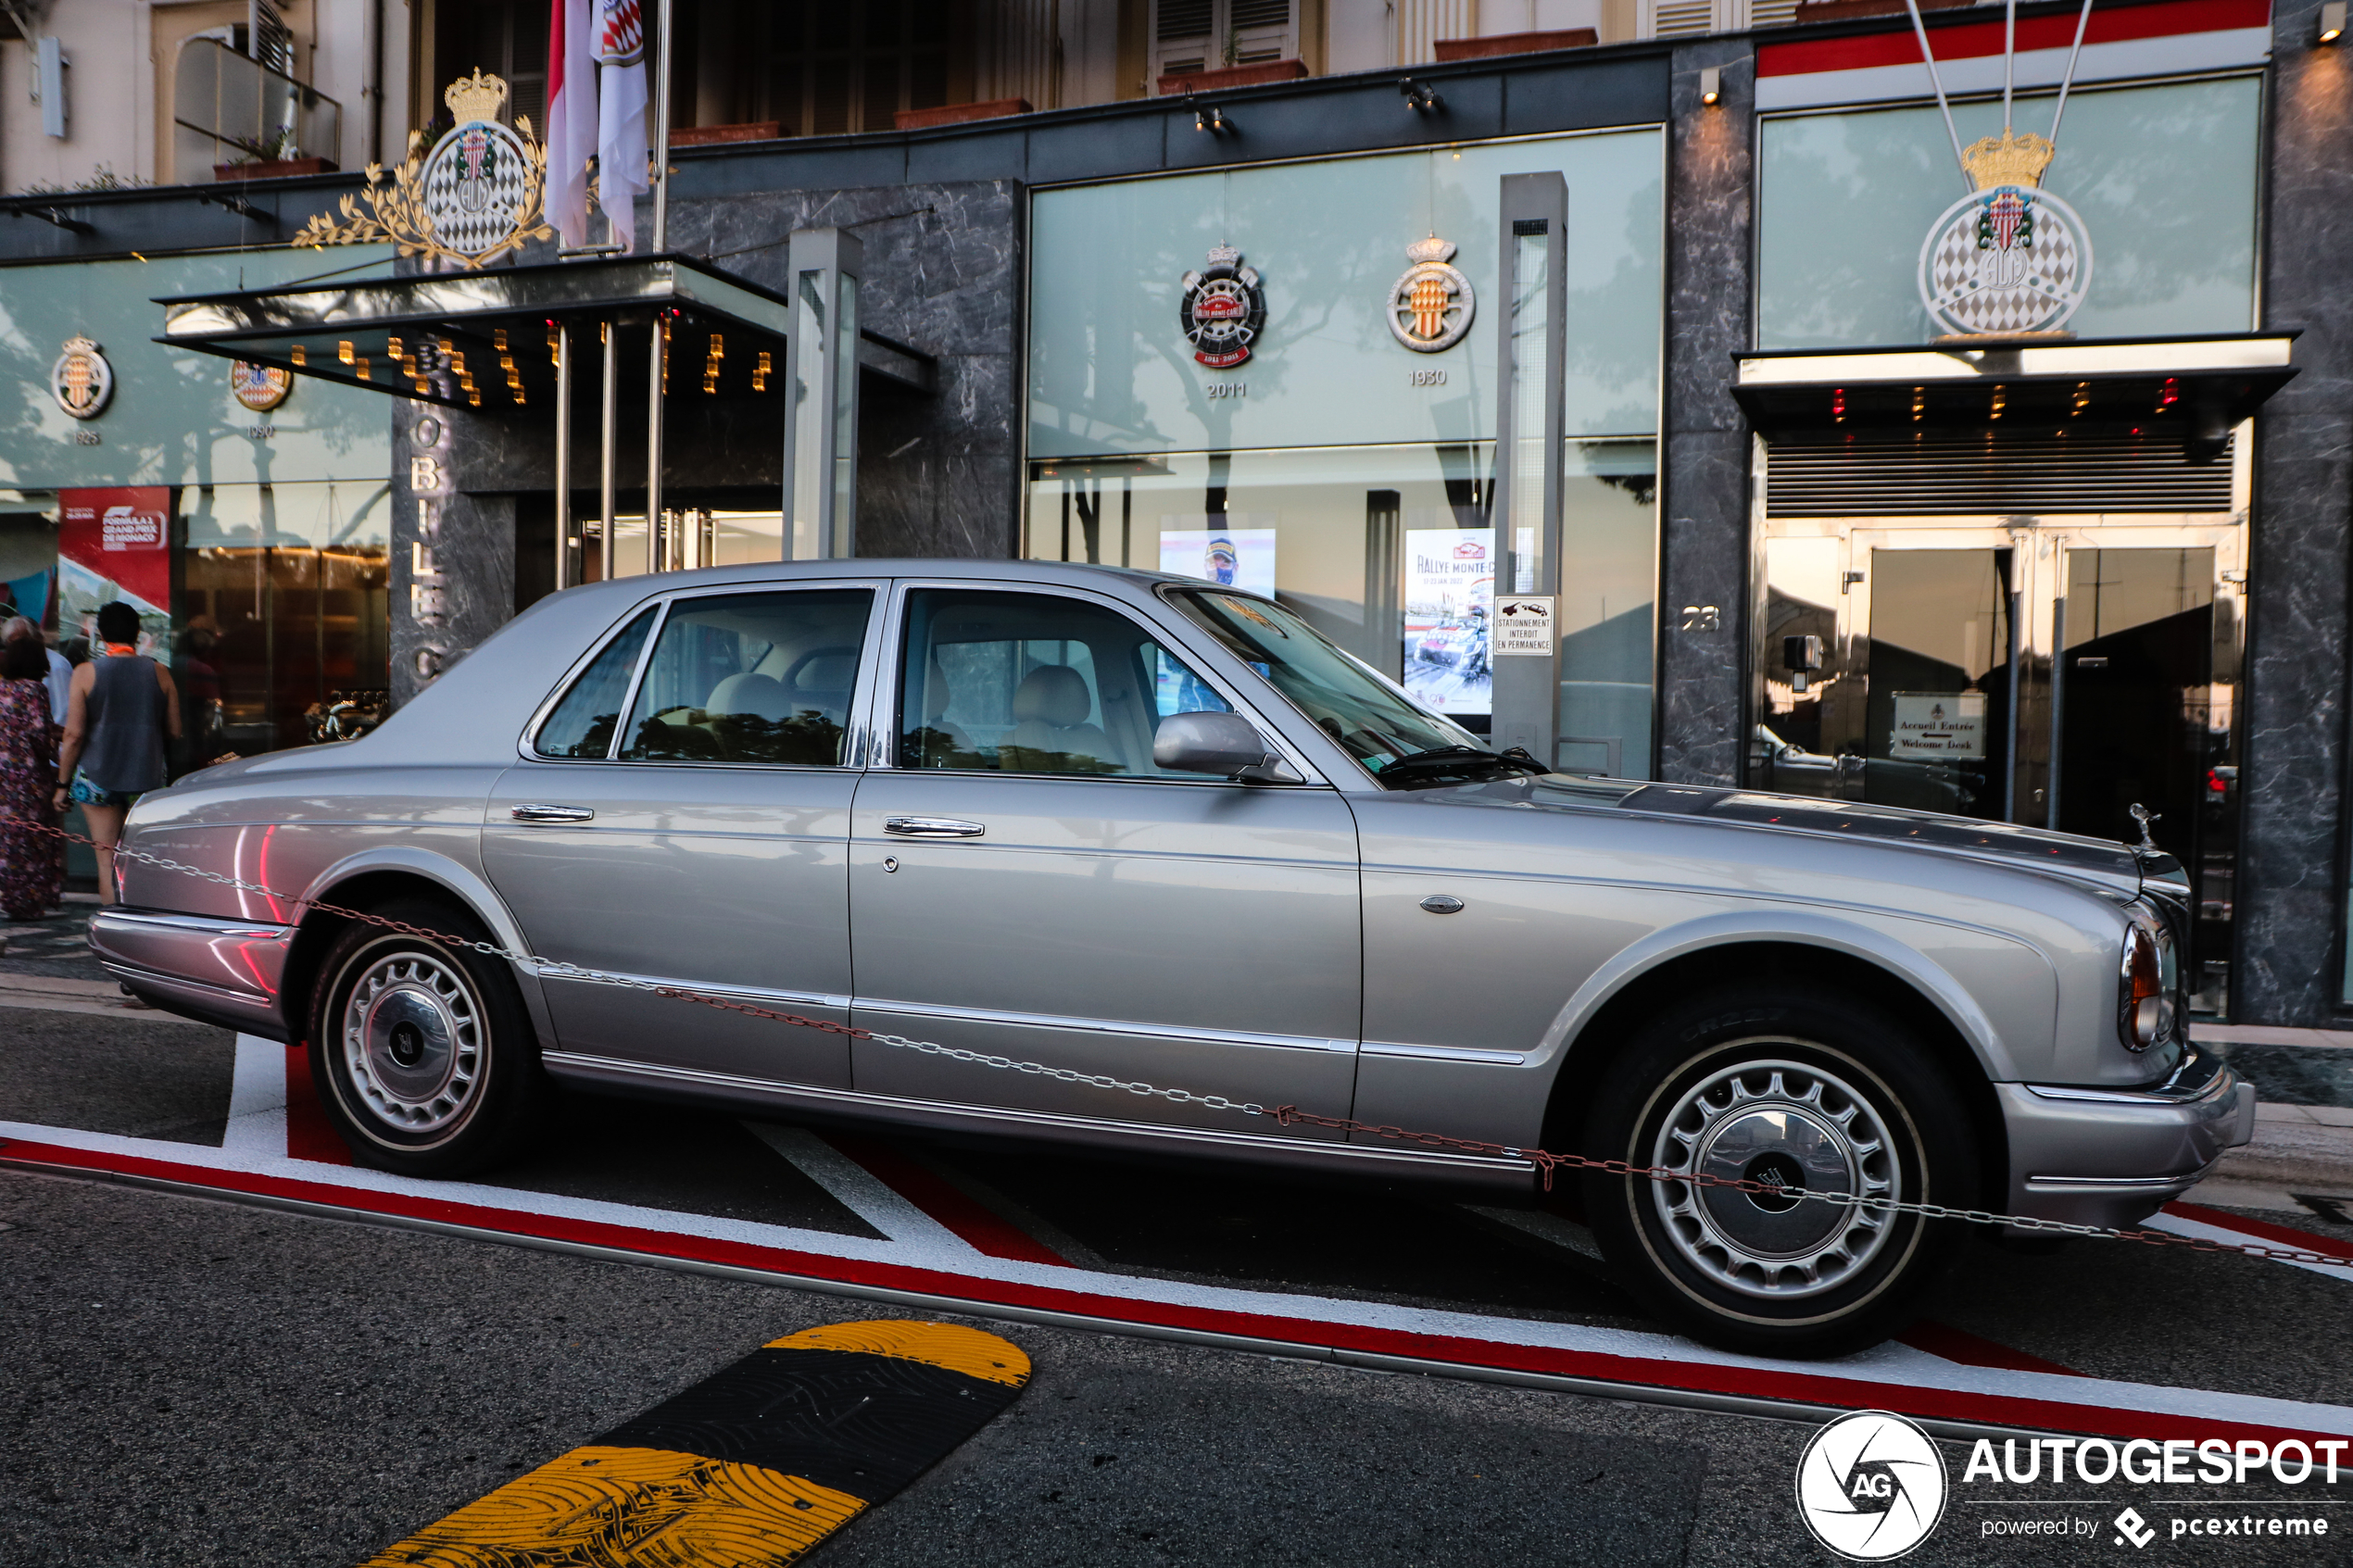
[4,1035,2349,1448]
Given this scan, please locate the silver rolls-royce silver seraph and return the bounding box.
[93,560,2253,1354]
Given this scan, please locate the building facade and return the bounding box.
[2,0,2348,1028]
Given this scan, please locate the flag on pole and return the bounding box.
[544,0,597,249]
[594,0,651,252]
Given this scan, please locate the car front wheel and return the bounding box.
[1580,988,1978,1357]
[308,898,549,1176]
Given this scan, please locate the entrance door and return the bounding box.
[1756,519,2244,1011]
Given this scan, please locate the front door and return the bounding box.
[1756,515,2244,1012]
[483,583,882,1086]
[847,583,1363,1135]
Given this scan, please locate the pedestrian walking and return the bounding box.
[54,602,180,906]
[0,615,69,729]
[0,629,63,919]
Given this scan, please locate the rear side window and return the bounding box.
[619,589,874,765]
[535,608,657,759]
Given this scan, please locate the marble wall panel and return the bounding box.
[2237,0,2353,1024]
[1657,40,1755,786]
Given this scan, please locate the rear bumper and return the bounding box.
[88,907,294,1039]
[1998,1045,2257,1232]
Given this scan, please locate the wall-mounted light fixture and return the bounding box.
[2322,2,2346,43]
[1400,78,1443,114]
[1699,66,1721,106]
[1195,103,1230,134]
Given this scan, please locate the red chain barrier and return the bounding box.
[11,815,2349,1272]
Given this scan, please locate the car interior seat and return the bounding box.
[1002,664,1120,772]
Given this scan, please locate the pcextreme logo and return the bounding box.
[1796,1411,1951,1561]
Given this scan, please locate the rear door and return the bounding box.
[483,583,882,1087]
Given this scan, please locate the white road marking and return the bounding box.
[219,1035,288,1158]
[2146,1207,2353,1286]
[739,1120,981,1256]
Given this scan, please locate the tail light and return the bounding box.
[2117,916,2177,1052]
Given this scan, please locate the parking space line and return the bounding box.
[357,1320,1030,1567]
[740,1122,982,1254]
[2153,1201,2353,1285]
[813,1134,1068,1265]
[218,1035,288,1158]
[1895,1321,2082,1377]
[8,1127,2353,1448]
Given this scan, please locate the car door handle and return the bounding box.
[884,816,985,838]
[510,804,596,823]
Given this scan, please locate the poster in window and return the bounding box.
[1403,529,1493,715]
[57,487,170,620]
[1158,527,1277,596]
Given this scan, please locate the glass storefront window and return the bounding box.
[1026,438,1656,774]
[1757,77,2261,349]
[174,482,391,766]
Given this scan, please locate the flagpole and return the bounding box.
[554,321,573,590]
[1902,0,1971,194]
[645,0,672,571]
[651,0,673,254]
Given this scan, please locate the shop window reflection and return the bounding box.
[171,483,391,772]
[1025,440,1657,776]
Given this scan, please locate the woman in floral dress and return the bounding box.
[0,631,62,920]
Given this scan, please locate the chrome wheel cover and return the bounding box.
[339,949,484,1135]
[1648,1054,1898,1300]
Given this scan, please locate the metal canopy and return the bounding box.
[154,252,935,412]
[1731,334,2296,436]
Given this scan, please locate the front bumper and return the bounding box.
[89,907,294,1039]
[1999,1044,2257,1231]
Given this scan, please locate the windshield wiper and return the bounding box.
[1373,745,1550,784]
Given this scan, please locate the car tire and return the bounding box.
[307,897,550,1177]
[1579,987,1978,1358]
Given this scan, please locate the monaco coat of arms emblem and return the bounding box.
[295,70,552,268]
[1179,245,1266,370]
[1918,130,2092,338]
[51,336,113,419]
[1387,235,1475,352]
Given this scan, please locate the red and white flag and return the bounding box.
[543,0,596,248]
[595,0,650,252]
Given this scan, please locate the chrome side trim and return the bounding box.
[2023,1044,2233,1106]
[541,1049,1531,1174]
[2021,1173,2193,1193]
[852,994,1358,1054]
[92,909,292,941]
[1361,1040,1529,1066]
[98,959,271,1008]
[535,962,849,1013]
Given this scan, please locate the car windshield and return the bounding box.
[1165,589,1541,789]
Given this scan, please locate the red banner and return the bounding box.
[57,487,171,617]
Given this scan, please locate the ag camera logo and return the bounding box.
[1796,1411,1949,1560]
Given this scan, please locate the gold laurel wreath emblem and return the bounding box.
[295,70,556,268]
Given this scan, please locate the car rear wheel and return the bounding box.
[308,897,549,1177]
[1579,987,1977,1357]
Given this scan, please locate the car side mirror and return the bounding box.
[1153,710,1298,784]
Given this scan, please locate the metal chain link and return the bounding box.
[19,818,2350,1272]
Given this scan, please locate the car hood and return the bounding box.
[1465,774,2178,899]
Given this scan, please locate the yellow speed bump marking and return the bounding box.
[359,1321,1029,1567]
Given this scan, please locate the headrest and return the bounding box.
[924,656,952,721]
[1012,664,1092,727]
[707,671,793,722]
[791,653,858,691]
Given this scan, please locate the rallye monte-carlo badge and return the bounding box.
[1180,245,1265,370]
[52,336,114,419]
[1387,234,1475,353]
[295,70,552,268]
[1919,129,2091,339]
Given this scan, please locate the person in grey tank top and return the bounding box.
[55,602,182,905]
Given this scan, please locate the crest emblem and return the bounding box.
[596,0,647,64]
[1387,236,1476,353]
[295,70,552,269]
[230,360,293,411]
[51,336,113,420]
[1918,130,2092,338]
[1179,245,1265,370]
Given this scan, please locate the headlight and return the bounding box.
[2117,906,2180,1053]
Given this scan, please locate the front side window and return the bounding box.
[897,589,1233,779]
[618,590,873,765]
[1167,589,1542,790]
[535,607,658,759]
